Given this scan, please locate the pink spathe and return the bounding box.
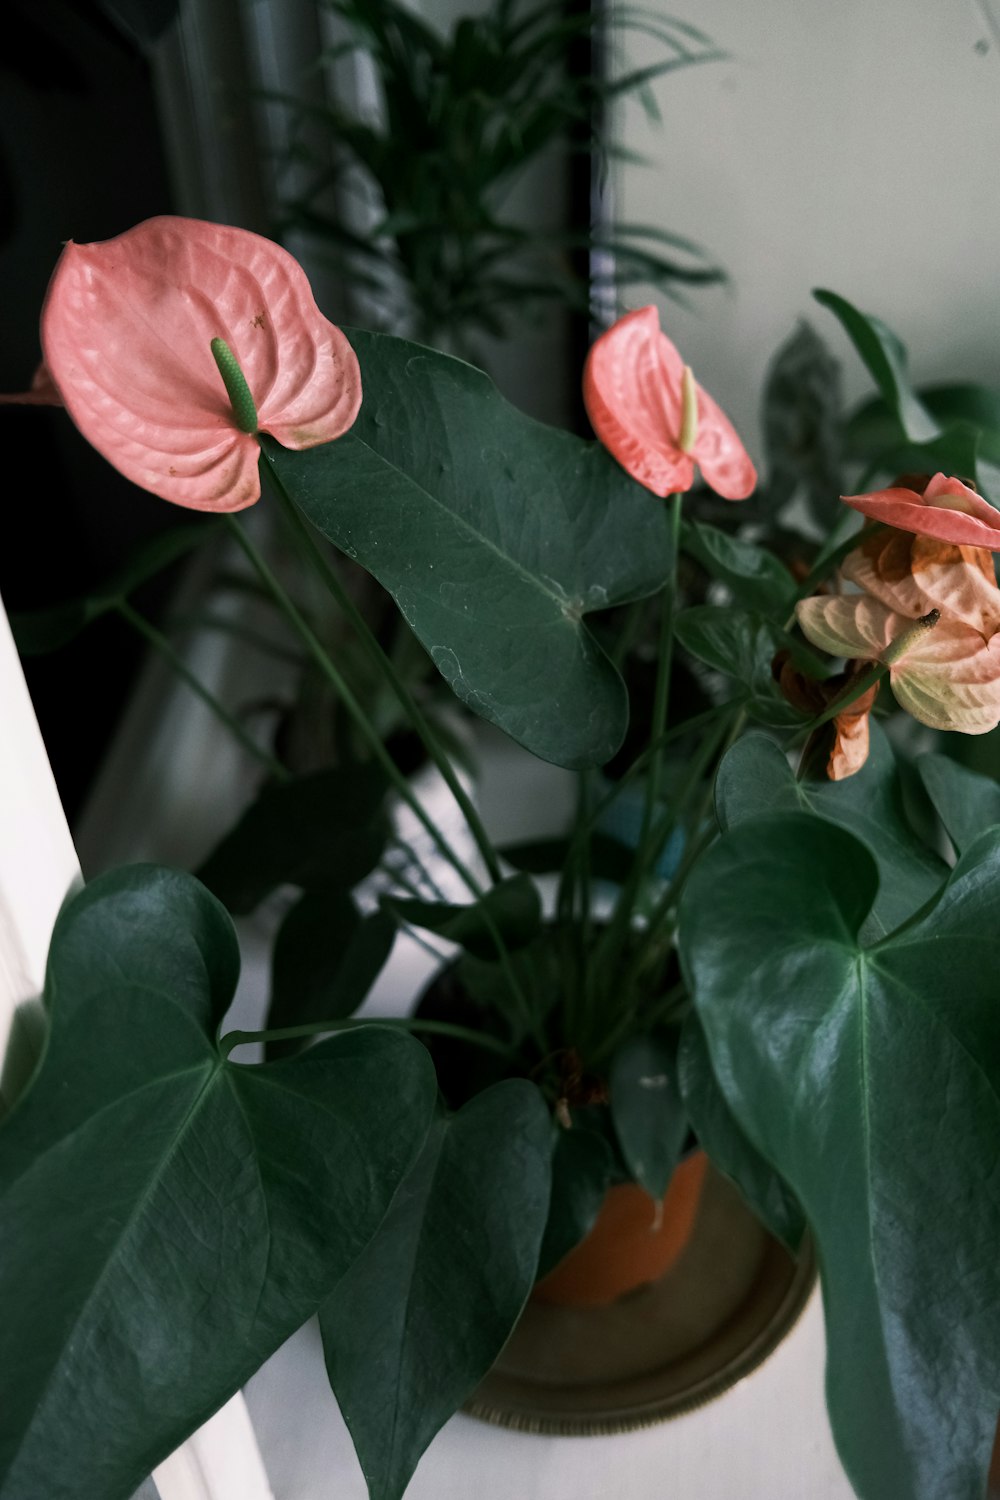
[583,305,756,501]
[843,472,1000,550]
[17,217,362,512]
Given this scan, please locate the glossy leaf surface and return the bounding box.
[264,330,673,768]
[536,1124,615,1279]
[676,1014,804,1252]
[0,866,436,1500]
[197,764,388,914]
[320,1081,551,1500]
[917,752,1000,856]
[609,1033,687,1199]
[716,723,947,937]
[680,814,1000,1500]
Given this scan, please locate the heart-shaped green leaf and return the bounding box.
[674,604,811,727]
[536,1124,615,1279]
[680,813,1000,1500]
[266,893,397,1058]
[609,1033,687,1199]
[0,866,436,1500]
[814,288,940,444]
[197,764,388,914]
[320,1080,552,1500]
[716,722,947,938]
[917,752,1000,857]
[680,519,797,615]
[381,872,542,959]
[676,1014,804,1252]
[263,329,673,769]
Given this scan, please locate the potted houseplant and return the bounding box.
[3,216,1000,1500]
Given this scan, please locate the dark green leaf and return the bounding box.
[536,1124,615,1279]
[680,519,796,614]
[608,1034,687,1200]
[267,895,397,1058]
[11,521,216,656]
[680,814,1000,1500]
[382,873,542,960]
[264,329,672,768]
[676,1014,804,1252]
[716,723,947,938]
[674,605,807,727]
[0,866,436,1500]
[916,753,1000,857]
[197,765,388,915]
[760,321,843,526]
[320,1080,552,1500]
[813,289,939,444]
[499,833,634,883]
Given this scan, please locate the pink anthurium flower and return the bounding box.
[583,305,756,501]
[5,216,362,512]
[843,472,1000,550]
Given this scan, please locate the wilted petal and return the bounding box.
[843,472,1000,549]
[583,305,755,501]
[39,216,361,511]
[842,528,1000,635]
[828,701,873,780]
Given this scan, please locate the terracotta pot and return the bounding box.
[533,1150,709,1307]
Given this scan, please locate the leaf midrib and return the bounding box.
[277,433,586,618]
[5,1056,221,1480]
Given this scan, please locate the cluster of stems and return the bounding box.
[119,347,854,1081]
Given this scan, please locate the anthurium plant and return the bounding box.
[4,216,1000,1500]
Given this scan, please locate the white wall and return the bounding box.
[613,0,1000,457]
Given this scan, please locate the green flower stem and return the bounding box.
[585,702,739,1049]
[225,514,481,894]
[224,514,547,1053]
[640,493,684,856]
[627,706,748,971]
[264,465,503,883]
[116,599,289,782]
[220,1015,515,1060]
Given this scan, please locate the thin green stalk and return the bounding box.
[117,600,289,782]
[790,660,890,746]
[264,458,503,884]
[628,707,748,973]
[225,515,546,1052]
[220,1015,515,1059]
[640,492,683,853]
[225,514,482,898]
